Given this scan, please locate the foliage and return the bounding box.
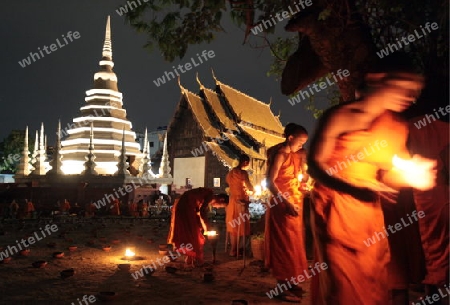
[0,130,33,173]
[121,0,448,116]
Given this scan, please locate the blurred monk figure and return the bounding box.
[226,154,254,257]
[61,199,71,214]
[85,201,96,217]
[408,116,449,304]
[142,201,149,217]
[307,57,437,305]
[110,199,120,216]
[25,199,35,218]
[129,201,138,217]
[265,123,309,302]
[167,187,225,266]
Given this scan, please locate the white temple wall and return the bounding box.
[173,157,205,189]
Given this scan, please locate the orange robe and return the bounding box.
[408,117,449,286]
[226,168,251,236]
[167,187,213,260]
[264,150,308,281]
[129,202,138,217]
[110,199,120,216]
[310,112,407,305]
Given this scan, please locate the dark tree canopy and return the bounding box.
[122,0,448,113]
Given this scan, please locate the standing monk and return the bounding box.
[265,123,309,302]
[226,154,254,257]
[408,116,449,303]
[307,59,436,305]
[167,187,223,266]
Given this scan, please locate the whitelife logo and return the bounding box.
[376,22,439,58]
[18,31,81,68]
[153,50,215,87]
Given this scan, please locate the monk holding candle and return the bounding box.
[265,123,309,302]
[168,187,225,266]
[307,56,437,305]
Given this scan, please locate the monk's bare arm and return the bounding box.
[243,171,255,192]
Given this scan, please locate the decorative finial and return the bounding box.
[211,68,217,82]
[268,97,272,106]
[196,72,205,90]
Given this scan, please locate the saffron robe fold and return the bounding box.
[167,187,213,259]
[408,117,449,286]
[226,168,252,236]
[265,150,308,281]
[311,112,407,305]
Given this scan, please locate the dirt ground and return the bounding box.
[0,216,425,305]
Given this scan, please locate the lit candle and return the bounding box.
[392,155,436,190]
[124,248,135,258]
[298,173,303,182]
[253,185,262,197]
[204,231,217,237]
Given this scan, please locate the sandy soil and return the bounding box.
[0,217,424,305]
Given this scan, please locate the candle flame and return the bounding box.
[392,154,436,190]
[125,248,135,257]
[298,174,303,181]
[204,231,217,236]
[254,185,262,197]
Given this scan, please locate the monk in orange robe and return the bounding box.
[408,116,449,301]
[265,123,309,302]
[226,154,254,257]
[110,199,120,216]
[25,199,35,218]
[308,64,436,305]
[167,187,220,266]
[129,201,138,217]
[61,199,71,214]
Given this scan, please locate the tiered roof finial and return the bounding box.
[196,72,205,90]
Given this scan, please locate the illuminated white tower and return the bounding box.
[60,16,142,175]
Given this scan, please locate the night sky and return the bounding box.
[0,0,324,146]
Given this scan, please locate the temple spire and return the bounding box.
[158,133,172,178]
[139,127,155,179]
[47,120,63,175]
[103,16,112,60]
[30,130,38,166]
[115,127,129,176]
[82,122,98,175]
[31,123,47,175]
[15,126,31,177]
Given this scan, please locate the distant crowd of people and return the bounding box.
[1,190,180,220]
